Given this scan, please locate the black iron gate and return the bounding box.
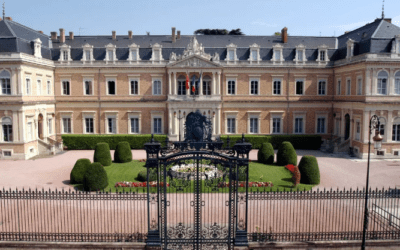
[144,110,251,250]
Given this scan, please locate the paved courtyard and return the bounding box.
[0,149,399,191]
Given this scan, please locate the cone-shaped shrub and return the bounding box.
[257,143,274,164]
[83,162,108,191]
[298,155,320,184]
[114,141,132,163]
[277,141,297,166]
[70,158,91,184]
[93,143,112,166]
[137,170,157,182]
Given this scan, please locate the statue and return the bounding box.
[170,52,177,61]
[212,52,220,62]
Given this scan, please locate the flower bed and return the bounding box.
[285,164,301,186]
[115,181,273,188]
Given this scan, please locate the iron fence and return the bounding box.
[1,187,399,243]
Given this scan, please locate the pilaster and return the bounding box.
[18,111,25,142]
[11,68,17,95]
[168,72,172,95]
[17,67,23,95]
[212,72,216,95]
[387,110,393,143]
[173,72,177,96]
[12,111,18,142]
[217,72,221,95]
[363,111,370,143]
[365,68,371,95]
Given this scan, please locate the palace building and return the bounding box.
[0,16,400,160]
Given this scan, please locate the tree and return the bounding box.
[194,28,244,35]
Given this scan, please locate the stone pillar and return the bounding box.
[173,72,177,95]
[199,73,203,96]
[389,69,395,95]
[349,110,353,146]
[217,108,221,135]
[186,75,190,96]
[12,111,18,142]
[365,68,371,95]
[19,111,25,142]
[17,67,22,95]
[217,72,221,95]
[340,110,345,138]
[387,110,393,143]
[372,68,377,95]
[168,109,172,136]
[11,68,17,95]
[212,72,216,96]
[172,110,176,135]
[363,111,370,143]
[168,72,172,95]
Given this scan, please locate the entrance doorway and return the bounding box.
[345,114,350,140]
[38,114,44,140]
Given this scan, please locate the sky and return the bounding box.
[6,0,400,37]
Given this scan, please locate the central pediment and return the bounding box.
[168,55,221,68]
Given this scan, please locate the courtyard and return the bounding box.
[0,150,399,191]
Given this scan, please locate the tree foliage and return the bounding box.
[194,28,244,35]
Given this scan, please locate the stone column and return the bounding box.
[340,110,345,138]
[212,72,216,96]
[363,111,370,143]
[168,72,172,95]
[168,109,172,136]
[387,110,393,143]
[186,75,190,96]
[173,72,177,95]
[172,110,176,135]
[372,68,377,95]
[199,73,203,96]
[17,67,23,95]
[389,69,395,95]
[12,111,19,141]
[217,108,221,135]
[11,68,17,95]
[18,111,25,142]
[217,72,221,95]
[365,68,371,95]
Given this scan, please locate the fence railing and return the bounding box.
[1,187,399,243]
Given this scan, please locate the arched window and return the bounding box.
[202,76,212,96]
[377,71,388,95]
[0,70,11,95]
[177,75,186,96]
[393,118,400,142]
[2,117,12,142]
[395,71,400,95]
[378,117,386,141]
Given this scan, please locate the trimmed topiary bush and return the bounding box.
[137,170,157,182]
[276,141,297,166]
[83,162,108,191]
[114,141,132,163]
[70,158,91,184]
[257,143,274,164]
[93,143,112,166]
[298,155,320,184]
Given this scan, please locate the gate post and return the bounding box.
[144,135,161,248]
[233,134,252,247]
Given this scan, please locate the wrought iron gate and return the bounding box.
[145,110,251,250]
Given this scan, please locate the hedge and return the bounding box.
[220,135,321,150]
[277,141,297,166]
[83,162,109,191]
[70,158,91,184]
[257,143,274,164]
[93,143,112,166]
[137,170,157,182]
[114,141,132,163]
[62,134,167,150]
[298,155,320,185]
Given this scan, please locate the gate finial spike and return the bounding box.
[151,134,154,143]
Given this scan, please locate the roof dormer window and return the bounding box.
[294,44,307,64]
[58,44,72,64]
[104,43,117,64]
[346,39,355,59]
[81,43,94,64]
[316,44,329,64]
[392,35,400,54]
[248,43,260,64]
[128,43,141,63]
[225,43,238,64]
[150,43,163,64]
[33,38,42,58]
[271,44,284,64]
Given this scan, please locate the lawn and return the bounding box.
[73,160,315,192]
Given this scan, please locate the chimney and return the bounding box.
[59,28,65,43]
[38,31,43,34]
[344,31,350,34]
[112,31,116,40]
[384,18,392,23]
[177,30,181,39]
[128,30,132,39]
[172,27,176,43]
[51,32,57,41]
[69,31,74,40]
[281,27,288,43]
[5,17,12,21]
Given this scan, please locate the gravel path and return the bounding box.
[0,149,399,191]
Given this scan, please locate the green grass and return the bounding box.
[72,160,315,193]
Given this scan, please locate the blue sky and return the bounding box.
[7,0,400,37]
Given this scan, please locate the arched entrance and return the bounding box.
[344,114,350,140]
[38,114,44,140]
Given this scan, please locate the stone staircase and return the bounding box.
[321,136,351,155]
[37,137,63,156]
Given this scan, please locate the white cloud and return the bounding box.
[392,15,400,26]
[251,21,277,28]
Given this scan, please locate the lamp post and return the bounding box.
[361,115,383,250]
[176,110,185,141]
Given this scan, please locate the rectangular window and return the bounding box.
[395,78,400,94]
[26,78,31,95]
[62,118,71,134]
[131,51,137,61]
[272,118,281,134]
[393,124,400,141]
[1,79,11,95]
[379,124,385,136]
[85,51,91,61]
[295,118,303,134]
[318,80,326,95]
[296,81,303,95]
[275,51,281,60]
[273,80,281,95]
[178,81,186,95]
[108,51,113,61]
[298,51,303,61]
[251,50,257,60]
[250,118,258,134]
[3,151,11,157]
[203,81,211,95]
[320,51,325,61]
[227,118,236,134]
[250,80,258,95]
[62,81,70,95]
[228,50,234,61]
[108,80,116,95]
[85,80,93,95]
[130,80,138,95]
[63,51,68,61]
[227,80,235,95]
[317,117,325,134]
[153,118,162,134]
[337,80,341,95]
[346,79,351,95]
[357,78,362,95]
[2,124,12,142]
[48,118,52,135]
[356,121,361,140]
[37,80,41,95]
[85,118,94,133]
[108,118,116,134]
[377,78,387,95]
[153,80,161,95]
[27,122,32,141]
[131,118,139,133]
[47,80,51,95]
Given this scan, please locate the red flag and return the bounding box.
[185,74,190,90]
[192,85,195,93]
